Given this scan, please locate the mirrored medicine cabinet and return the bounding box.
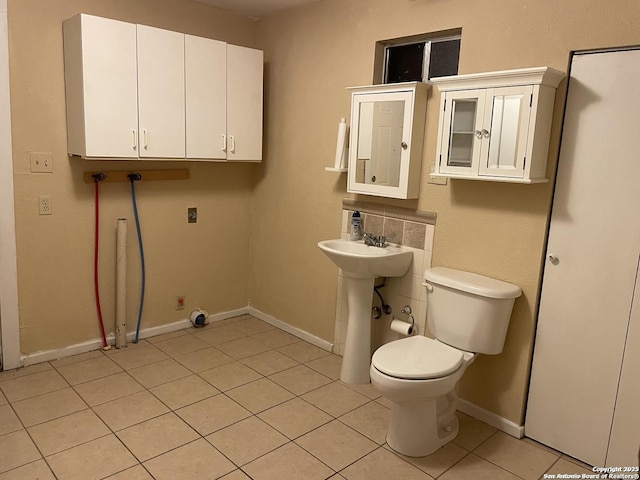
[347,82,429,199]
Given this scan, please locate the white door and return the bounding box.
[137,25,185,159]
[185,35,227,160]
[525,49,640,467]
[226,44,263,161]
[368,100,404,186]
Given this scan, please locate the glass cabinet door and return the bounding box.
[448,99,477,167]
[438,89,485,174]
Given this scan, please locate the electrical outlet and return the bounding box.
[188,207,197,223]
[30,152,53,173]
[38,195,52,215]
[428,166,448,185]
[176,296,185,310]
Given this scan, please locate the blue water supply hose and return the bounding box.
[128,173,145,343]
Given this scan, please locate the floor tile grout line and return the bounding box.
[0,317,291,476]
[466,451,536,480]
[291,418,382,474]
[0,367,70,404]
[539,455,564,480]
[469,430,562,480]
[2,315,573,480]
[382,440,472,479]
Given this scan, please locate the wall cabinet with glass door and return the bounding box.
[431,67,564,183]
[347,82,429,199]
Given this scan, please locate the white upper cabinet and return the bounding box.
[185,35,227,160]
[63,14,263,161]
[185,40,263,161]
[432,67,564,183]
[63,14,139,159]
[227,45,263,161]
[347,82,429,199]
[137,25,185,159]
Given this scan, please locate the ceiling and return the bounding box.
[192,0,320,18]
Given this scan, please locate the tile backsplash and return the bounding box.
[333,200,436,356]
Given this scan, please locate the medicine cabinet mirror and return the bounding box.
[347,82,429,199]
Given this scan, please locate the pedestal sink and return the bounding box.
[318,239,413,384]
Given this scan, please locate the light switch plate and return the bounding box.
[30,152,53,173]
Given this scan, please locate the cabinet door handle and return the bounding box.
[222,134,227,152]
[474,130,483,139]
[143,129,148,149]
[482,129,490,138]
[132,129,137,150]
[229,135,235,154]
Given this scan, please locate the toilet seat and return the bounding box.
[371,336,464,380]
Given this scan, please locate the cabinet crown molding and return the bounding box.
[431,67,565,91]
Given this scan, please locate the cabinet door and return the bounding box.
[185,35,227,160]
[63,15,138,158]
[137,25,185,159]
[438,89,485,175]
[226,45,263,161]
[348,90,414,198]
[478,86,533,178]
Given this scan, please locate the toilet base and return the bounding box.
[386,396,459,457]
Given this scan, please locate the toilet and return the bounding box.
[370,267,521,457]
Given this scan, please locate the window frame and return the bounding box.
[373,29,462,84]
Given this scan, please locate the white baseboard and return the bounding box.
[20,305,332,367]
[458,398,525,439]
[21,320,191,367]
[20,308,521,441]
[206,306,250,323]
[22,337,112,367]
[248,306,334,352]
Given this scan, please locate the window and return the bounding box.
[373,30,461,84]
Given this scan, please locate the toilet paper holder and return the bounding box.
[389,305,416,336]
[400,305,415,330]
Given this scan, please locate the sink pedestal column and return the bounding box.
[341,274,375,384]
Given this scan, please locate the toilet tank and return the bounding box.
[424,267,521,355]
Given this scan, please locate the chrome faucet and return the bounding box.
[363,232,387,247]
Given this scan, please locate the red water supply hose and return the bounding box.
[93,176,109,350]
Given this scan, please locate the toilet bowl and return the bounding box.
[370,267,521,457]
[370,335,476,456]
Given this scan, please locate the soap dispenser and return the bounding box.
[350,211,362,241]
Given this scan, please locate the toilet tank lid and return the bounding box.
[425,267,522,299]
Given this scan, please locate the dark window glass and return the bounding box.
[428,39,461,79]
[385,43,425,83]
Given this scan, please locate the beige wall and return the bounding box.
[8,0,259,353]
[8,0,640,425]
[252,0,640,424]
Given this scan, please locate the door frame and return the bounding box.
[525,45,640,463]
[0,0,21,370]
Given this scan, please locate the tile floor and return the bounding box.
[0,314,595,480]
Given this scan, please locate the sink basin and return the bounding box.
[318,239,413,384]
[317,239,412,278]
